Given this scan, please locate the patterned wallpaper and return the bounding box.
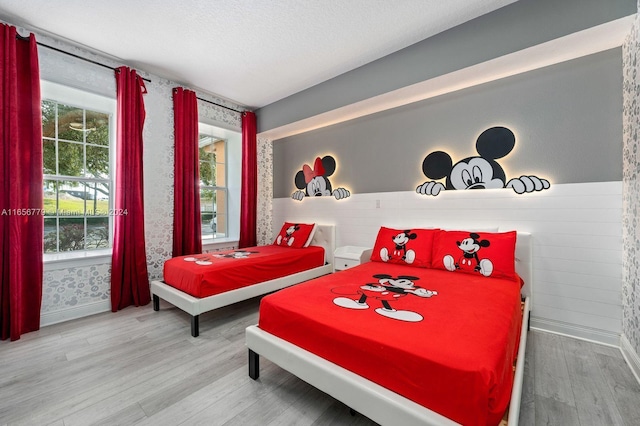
[43,263,111,314]
[622,10,640,356]
[33,27,243,323]
[257,136,273,245]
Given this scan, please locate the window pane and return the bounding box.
[43,180,58,216]
[85,182,109,216]
[42,100,56,138]
[57,141,83,177]
[85,111,109,146]
[215,163,225,187]
[200,188,216,237]
[43,139,56,175]
[200,214,214,237]
[44,218,58,253]
[198,139,214,163]
[214,189,227,238]
[86,145,109,178]
[86,217,109,249]
[57,104,84,142]
[58,218,85,251]
[87,182,110,216]
[58,181,86,216]
[199,159,215,186]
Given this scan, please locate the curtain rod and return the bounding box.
[30,38,152,83]
[196,96,244,114]
[18,35,246,114]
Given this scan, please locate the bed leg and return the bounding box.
[191,315,199,337]
[249,349,260,380]
[528,310,531,331]
[152,294,159,311]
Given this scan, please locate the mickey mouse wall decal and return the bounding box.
[416,126,550,196]
[291,155,351,201]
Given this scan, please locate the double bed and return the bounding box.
[150,224,335,337]
[246,228,531,425]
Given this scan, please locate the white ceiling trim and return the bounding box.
[260,15,635,141]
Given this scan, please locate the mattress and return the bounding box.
[162,245,325,298]
[258,261,522,426]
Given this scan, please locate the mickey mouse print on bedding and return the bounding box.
[332,273,438,322]
[369,227,438,268]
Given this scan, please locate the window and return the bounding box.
[199,123,228,239]
[41,81,116,254]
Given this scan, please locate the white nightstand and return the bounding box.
[334,246,372,271]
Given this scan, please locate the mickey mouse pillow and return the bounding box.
[273,222,316,248]
[369,227,438,268]
[431,230,517,280]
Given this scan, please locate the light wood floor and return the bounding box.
[1,297,639,426]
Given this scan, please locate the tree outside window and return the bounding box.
[41,82,115,254]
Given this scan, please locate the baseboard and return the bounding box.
[530,317,620,346]
[40,300,111,327]
[620,335,640,386]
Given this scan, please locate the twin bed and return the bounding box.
[150,224,335,337]
[151,223,531,425]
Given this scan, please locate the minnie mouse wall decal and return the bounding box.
[416,126,550,196]
[291,155,351,201]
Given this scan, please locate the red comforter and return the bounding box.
[163,245,325,298]
[258,262,522,425]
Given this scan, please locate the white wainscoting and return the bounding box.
[273,181,623,345]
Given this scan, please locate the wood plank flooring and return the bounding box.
[1,297,639,426]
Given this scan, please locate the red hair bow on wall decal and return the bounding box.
[302,157,325,184]
[292,155,351,201]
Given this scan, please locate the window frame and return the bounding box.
[41,80,116,260]
[198,122,229,240]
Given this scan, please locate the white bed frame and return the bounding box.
[151,224,335,337]
[246,232,532,426]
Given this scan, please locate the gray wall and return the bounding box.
[257,0,635,133]
[273,48,623,198]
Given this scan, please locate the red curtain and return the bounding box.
[172,88,201,256]
[110,66,150,311]
[238,111,257,248]
[0,25,43,341]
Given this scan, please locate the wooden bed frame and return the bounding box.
[151,224,335,337]
[246,232,532,426]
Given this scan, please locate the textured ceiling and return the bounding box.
[0,0,516,109]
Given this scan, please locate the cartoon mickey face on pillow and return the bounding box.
[380,230,417,264]
[416,127,550,196]
[291,156,350,201]
[443,233,494,277]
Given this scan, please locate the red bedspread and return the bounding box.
[163,245,325,298]
[258,262,522,426]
